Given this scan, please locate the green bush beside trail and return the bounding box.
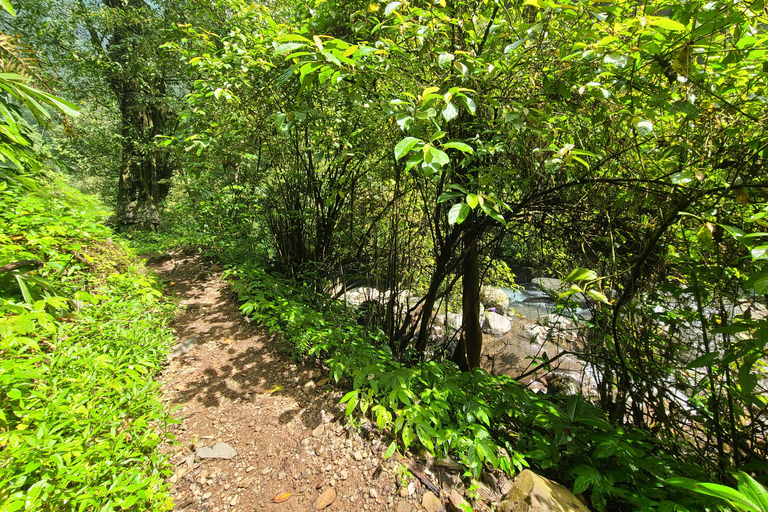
[1,175,176,511]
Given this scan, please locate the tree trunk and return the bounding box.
[452,225,483,370]
[102,0,174,228]
[114,93,173,228]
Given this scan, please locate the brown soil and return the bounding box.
[152,255,429,512]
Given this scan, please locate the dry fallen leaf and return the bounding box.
[272,491,291,503]
[260,385,283,394]
[316,378,329,387]
[315,487,336,510]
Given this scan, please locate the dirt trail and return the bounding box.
[152,254,422,512]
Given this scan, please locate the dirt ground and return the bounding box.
[152,255,436,512]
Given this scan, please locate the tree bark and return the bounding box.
[452,224,483,370]
[92,0,175,228]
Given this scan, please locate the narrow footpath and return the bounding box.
[152,254,426,512]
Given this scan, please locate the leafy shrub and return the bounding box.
[1,176,176,511]
[230,264,713,511]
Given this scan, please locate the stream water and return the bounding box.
[501,283,592,322]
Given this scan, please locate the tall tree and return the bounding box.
[82,0,176,226]
[4,0,185,227]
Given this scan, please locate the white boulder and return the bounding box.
[482,311,512,336]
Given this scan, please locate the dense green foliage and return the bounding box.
[0,7,176,507]
[161,0,768,490]
[0,174,176,511]
[3,0,768,509]
[229,263,707,510]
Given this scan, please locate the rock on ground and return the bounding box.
[481,286,510,314]
[422,491,443,512]
[482,311,512,336]
[196,442,237,459]
[498,470,590,512]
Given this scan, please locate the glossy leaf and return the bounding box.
[448,203,470,225]
[564,268,598,282]
[394,137,421,161]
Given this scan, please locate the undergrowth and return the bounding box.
[227,261,721,512]
[1,173,176,511]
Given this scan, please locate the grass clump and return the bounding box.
[1,173,176,511]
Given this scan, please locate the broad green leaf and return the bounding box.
[735,472,768,511]
[429,147,450,167]
[464,96,477,114]
[423,86,440,98]
[746,272,768,294]
[448,183,469,194]
[430,131,446,142]
[586,289,609,304]
[416,424,434,452]
[385,440,397,458]
[604,52,628,68]
[23,88,80,118]
[313,35,324,52]
[384,1,402,16]
[670,171,694,184]
[572,466,601,495]
[415,107,437,119]
[647,16,687,31]
[280,34,312,43]
[405,153,422,172]
[321,50,341,66]
[632,117,653,136]
[438,52,455,68]
[437,191,463,203]
[751,245,768,261]
[0,0,15,15]
[698,225,714,247]
[564,268,598,282]
[722,225,747,241]
[559,284,583,298]
[274,42,305,54]
[593,440,619,459]
[505,39,526,53]
[402,425,414,447]
[395,114,413,131]
[466,194,479,209]
[475,440,494,463]
[686,352,720,369]
[736,36,757,49]
[738,367,757,396]
[480,203,507,225]
[14,275,32,303]
[394,137,421,161]
[448,203,470,225]
[443,141,474,154]
[567,395,579,421]
[573,474,593,495]
[691,482,761,511]
[442,102,458,121]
